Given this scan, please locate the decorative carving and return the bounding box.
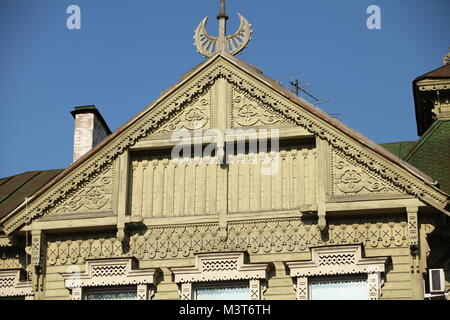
[231,88,292,128]
[48,165,114,215]
[286,245,388,300]
[407,206,419,249]
[0,270,34,299]
[7,57,447,234]
[171,252,269,300]
[60,258,159,300]
[45,217,407,265]
[331,148,403,197]
[156,90,212,133]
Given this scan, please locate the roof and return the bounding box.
[415,63,450,81]
[0,169,63,219]
[380,141,416,159]
[413,63,450,136]
[404,120,450,194]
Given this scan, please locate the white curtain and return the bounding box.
[195,285,250,300]
[85,290,137,300]
[309,278,367,300]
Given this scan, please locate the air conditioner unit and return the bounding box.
[429,269,445,293]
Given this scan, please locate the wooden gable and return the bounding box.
[1,52,448,236]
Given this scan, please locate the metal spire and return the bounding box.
[194,0,253,58]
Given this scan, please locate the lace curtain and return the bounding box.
[309,278,367,300]
[195,285,250,300]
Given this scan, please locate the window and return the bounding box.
[286,245,388,300]
[194,282,250,300]
[61,258,159,300]
[171,252,270,300]
[84,286,137,300]
[309,277,368,300]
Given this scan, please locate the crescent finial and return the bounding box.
[193,1,252,58]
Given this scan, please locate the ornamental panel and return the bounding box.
[286,245,389,300]
[0,270,34,299]
[171,252,269,300]
[60,258,159,300]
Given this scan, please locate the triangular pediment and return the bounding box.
[2,53,449,234]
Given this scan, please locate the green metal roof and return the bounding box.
[403,120,450,194]
[0,169,63,219]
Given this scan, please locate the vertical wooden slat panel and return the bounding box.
[165,160,174,217]
[154,159,164,217]
[134,162,143,216]
[302,148,309,204]
[197,158,206,215]
[254,154,261,211]
[145,161,154,218]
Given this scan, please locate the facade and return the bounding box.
[0,4,449,301]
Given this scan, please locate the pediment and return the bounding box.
[2,53,449,234]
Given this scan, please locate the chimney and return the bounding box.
[71,105,111,163]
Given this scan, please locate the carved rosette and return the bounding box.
[156,89,212,133]
[331,149,403,198]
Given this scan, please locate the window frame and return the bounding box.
[83,285,138,300]
[60,257,159,300]
[308,275,369,300]
[285,245,389,300]
[193,280,250,300]
[171,252,270,300]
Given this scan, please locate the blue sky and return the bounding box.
[0,0,449,177]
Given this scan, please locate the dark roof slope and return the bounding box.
[404,120,450,194]
[415,63,450,81]
[0,169,63,219]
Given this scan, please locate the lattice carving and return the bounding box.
[172,252,269,283]
[286,245,388,300]
[45,217,408,265]
[0,270,34,299]
[60,258,159,300]
[172,252,269,300]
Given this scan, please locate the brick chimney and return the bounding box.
[71,105,111,163]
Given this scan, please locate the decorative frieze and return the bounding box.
[0,270,34,299]
[171,252,269,300]
[60,258,159,300]
[46,217,408,266]
[330,148,403,198]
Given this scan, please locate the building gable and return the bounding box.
[1,53,449,235]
